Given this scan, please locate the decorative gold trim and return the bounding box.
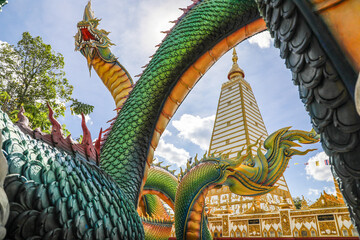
[208,84,227,154]
[238,82,250,146]
[214,118,244,129]
[211,133,247,145]
[217,102,243,114]
[211,127,246,140]
[215,108,245,122]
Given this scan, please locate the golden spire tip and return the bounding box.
[228,47,244,80]
[232,48,238,64]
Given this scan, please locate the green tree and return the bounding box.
[293,196,302,209]
[293,196,312,209]
[0,0,7,12]
[0,32,93,133]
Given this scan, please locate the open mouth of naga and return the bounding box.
[76,25,100,46]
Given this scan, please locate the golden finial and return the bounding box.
[227,48,245,80]
[232,48,238,64]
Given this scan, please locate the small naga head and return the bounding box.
[202,150,274,197]
[75,1,115,72]
[203,127,319,198]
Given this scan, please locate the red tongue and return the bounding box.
[81,28,95,41]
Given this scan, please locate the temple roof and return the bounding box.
[242,202,268,214]
[309,191,345,209]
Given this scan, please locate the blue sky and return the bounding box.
[0,0,336,201]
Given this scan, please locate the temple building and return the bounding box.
[206,48,294,216]
[203,49,357,238]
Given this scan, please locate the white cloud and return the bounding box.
[154,139,190,167]
[305,151,332,182]
[172,114,215,150]
[308,188,320,196]
[248,31,272,48]
[307,186,336,197]
[76,114,93,126]
[135,1,186,53]
[162,129,172,137]
[103,0,189,74]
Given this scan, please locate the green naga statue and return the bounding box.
[73,3,319,239]
[1,0,360,239]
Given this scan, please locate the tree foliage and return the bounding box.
[293,196,312,209]
[0,32,93,132]
[293,196,302,209]
[0,0,7,12]
[70,98,94,116]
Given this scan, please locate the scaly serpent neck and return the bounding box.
[142,166,178,209]
[91,55,133,108]
[175,162,223,240]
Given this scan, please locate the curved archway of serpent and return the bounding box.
[144,2,360,233]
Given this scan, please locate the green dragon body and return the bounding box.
[140,194,173,239]
[1,110,145,239]
[139,165,178,239]
[1,0,360,239]
[75,3,179,239]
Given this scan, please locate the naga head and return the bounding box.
[193,127,319,197]
[75,1,116,72]
[197,150,273,197]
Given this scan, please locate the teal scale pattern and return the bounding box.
[0,110,144,239]
[143,166,178,204]
[175,162,223,240]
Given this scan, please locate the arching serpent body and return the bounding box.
[1,0,360,239]
[76,3,178,239]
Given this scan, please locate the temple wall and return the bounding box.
[207,207,358,238]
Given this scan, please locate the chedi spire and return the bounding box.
[227,48,245,80]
